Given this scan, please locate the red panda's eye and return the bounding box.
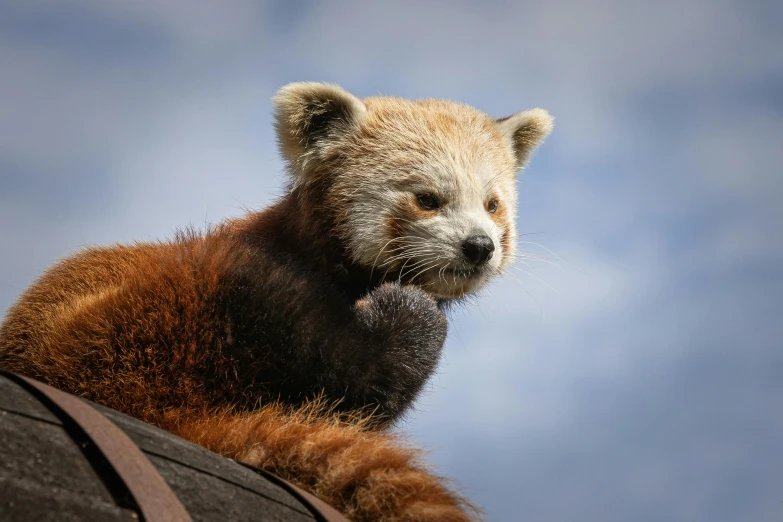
[416,194,440,211]
[487,199,499,214]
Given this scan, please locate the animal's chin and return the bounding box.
[416,266,491,299]
[367,256,495,299]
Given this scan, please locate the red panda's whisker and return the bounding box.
[407,258,449,284]
[438,265,449,285]
[383,250,446,283]
[394,256,417,283]
[510,252,567,271]
[501,271,546,319]
[397,255,442,281]
[376,250,433,270]
[401,261,440,285]
[380,244,433,257]
[369,236,430,280]
[505,265,559,294]
[369,236,409,280]
[375,246,444,269]
[515,241,573,270]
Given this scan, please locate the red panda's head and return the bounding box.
[273,82,553,299]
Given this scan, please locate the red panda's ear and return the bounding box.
[496,108,554,170]
[273,82,367,180]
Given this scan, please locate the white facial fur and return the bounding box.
[343,152,518,299]
[273,83,553,299]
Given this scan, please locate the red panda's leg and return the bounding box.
[163,404,481,522]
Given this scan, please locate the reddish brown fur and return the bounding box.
[487,200,508,226]
[169,402,479,522]
[401,195,439,221]
[0,207,478,521]
[385,217,406,241]
[500,229,512,255]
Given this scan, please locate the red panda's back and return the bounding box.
[0,230,246,420]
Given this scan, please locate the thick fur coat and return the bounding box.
[0,83,553,521]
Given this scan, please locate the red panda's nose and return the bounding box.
[462,235,495,265]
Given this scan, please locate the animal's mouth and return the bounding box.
[379,254,493,298]
[441,267,479,279]
[415,264,492,298]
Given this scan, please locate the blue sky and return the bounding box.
[1,1,781,521]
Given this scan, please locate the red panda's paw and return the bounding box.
[352,283,447,420]
[356,282,447,345]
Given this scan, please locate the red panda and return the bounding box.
[0,82,553,521]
